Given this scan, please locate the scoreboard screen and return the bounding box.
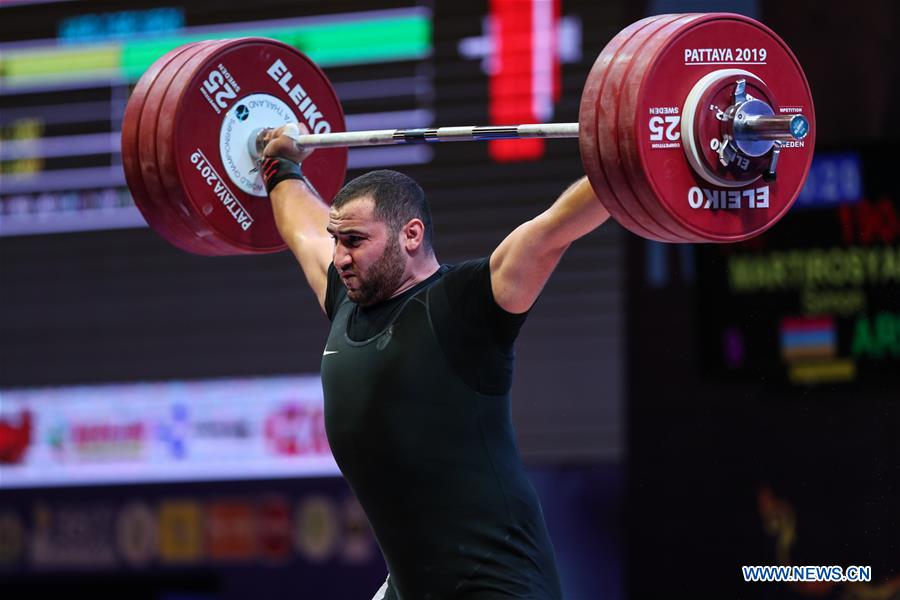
[0,3,433,236]
[696,148,900,388]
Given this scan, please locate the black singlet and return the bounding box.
[321,258,562,599]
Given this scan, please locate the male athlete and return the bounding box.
[259,124,610,599]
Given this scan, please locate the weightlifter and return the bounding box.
[259,124,610,599]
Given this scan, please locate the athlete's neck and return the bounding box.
[388,255,441,299]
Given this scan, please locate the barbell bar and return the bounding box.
[248,115,806,157]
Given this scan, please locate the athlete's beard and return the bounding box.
[346,233,406,307]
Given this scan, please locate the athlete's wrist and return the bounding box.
[261,156,305,194]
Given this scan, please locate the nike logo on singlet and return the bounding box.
[323,350,339,356]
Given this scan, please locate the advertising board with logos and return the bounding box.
[0,375,338,488]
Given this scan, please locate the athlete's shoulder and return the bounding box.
[431,257,492,304]
[446,256,490,271]
[439,257,490,282]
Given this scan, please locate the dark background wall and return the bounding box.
[1,1,898,599]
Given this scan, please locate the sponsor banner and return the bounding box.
[0,483,377,575]
[0,466,622,600]
[0,375,338,488]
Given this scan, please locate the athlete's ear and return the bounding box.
[401,218,426,251]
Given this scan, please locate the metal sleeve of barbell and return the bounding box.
[733,114,810,141]
[285,123,580,149]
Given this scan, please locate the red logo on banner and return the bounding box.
[206,500,257,560]
[258,496,291,561]
[264,403,329,456]
[0,410,31,464]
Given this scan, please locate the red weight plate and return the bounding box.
[151,40,243,257]
[122,42,210,253]
[135,42,227,255]
[621,13,816,242]
[615,14,708,242]
[149,41,243,256]
[137,41,229,255]
[579,15,671,241]
[158,38,348,254]
[594,13,695,242]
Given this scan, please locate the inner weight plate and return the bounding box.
[596,13,694,242]
[616,13,708,242]
[579,14,672,242]
[137,40,229,255]
[122,42,204,252]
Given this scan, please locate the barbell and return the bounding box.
[121,12,815,255]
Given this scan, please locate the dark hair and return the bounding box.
[331,170,434,252]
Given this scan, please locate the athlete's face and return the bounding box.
[328,196,406,306]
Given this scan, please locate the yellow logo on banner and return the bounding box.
[159,500,202,563]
